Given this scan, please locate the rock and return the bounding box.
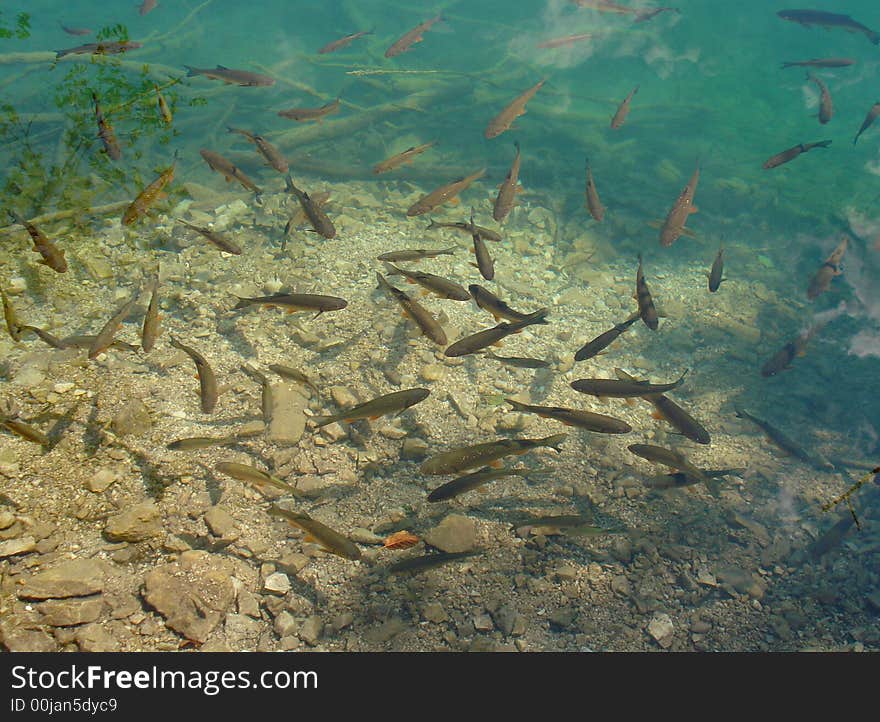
[610,537,633,564]
[111,399,152,436]
[421,364,446,382]
[299,615,323,646]
[490,604,517,636]
[350,528,383,545]
[237,591,261,619]
[648,613,675,648]
[716,565,765,599]
[73,624,119,651]
[549,606,577,630]
[0,510,16,529]
[204,507,237,538]
[691,619,712,635]
[332,612,354,631]
[224,613,263,644]
[330,386,358,408]
[0,623,56,652]
[18,559,105,599]
[473,613,494,631]
[104,500,162,542]
[364,618,407,645]
[86,468,119,493]
[424,514,476,553]
[269,384,308,444]
[142,551,236,643]
[0,536,36,558]
[423,603,448,624]
[38,596,105,627]
[273,611,298,638]
[263,572,291,596]
[611,575,632,596]
[400,437,429,460]
[555,564,579,582]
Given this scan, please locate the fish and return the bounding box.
[493,142,522,222]
[375,273,447,346]
[427,219,502,242]
[614,368,710,444]
[1,416,50,447]
[505,399,632,434]
[8,212,68,272]
[166,436,239,451]
[572,0,640,14]
[20,326,138,352]
[777,9,879,46]
[659,163,699,247]
[762,139,831,169]
[781,58,855,69]
[318,29,373,54]
[708,247,724,292]
[406,168,486,216]
[627,443,708,484]
[138,1,158,16]
[268,506,361,560]
[200,150,261,194]
[376,247,455,262]
[372,141,436,174]
[310,388,430,428]
[215,462,299,495]
[60,24,93,36]
[154,84,172,125]
[807,236,847,300]
[55,41,142,59]
[420,434,567,475]
[611,85,638,129]
[574,313,639,362]
[268,364,321,395]
[643,468,743,489]
[169,336,218,414]
[227,127,288,174]
[233,293,348,316]
[514,514,617,537]
[383,262,470,300]
[734,406,833,470]
[88,286,141,360]
[386,550,475,575]
[285,174,336,239]
[122,160,176,225]
[1,286,23,342]
[635,253,659,330]
[808,73,833,124]
[472,228,495,281]
[584,157,604,222]
[241,365,273,425]
[853,102,880,145]
[177,218,242,255]
[427,467,531,502]
[92,92,121,161]
[184,65,274,86]
[761,323,823,377]
[634,6,679,22]
[537,33,597,49]
[278,98,341,122]
[469,285,550,324]
[485,79,545,140]
[444,309,550,357]
[807,513,855,559]
[385,15,444,58]
[570,370,688,398]
[485,352,550,369]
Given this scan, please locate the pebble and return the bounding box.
[299,615,323,646]
[423,603,448,624]
[18,559,105,599]
[204,507,238,538]
[86,468,119,493]
[111,398,152,436]
[263,572,292,596]
[400,437,429,460]
[269,384,308,444]
[350,528,383,545]
[0,511,15,529]
[237,591,261,619]
[0,623,56,652]
[273,611,298,638]
[363,618,407,645]
[421,364,446,382]
[38,596,105,627]
[104,500,162,542]
[648,613,675,649]
[473,613,494,632]
[0,536,36,558]
[332,613,354,631]
[423,514,476,553]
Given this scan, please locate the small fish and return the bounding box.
[427,219,502,242]
[88,286,141,360]
[777,9,880,46]
[760,325,821,377]
[807,236,847,300]
[177,218,242,255]
[537,33,597,49]
[635,253,659,330]
[584,157,604,222]
[92,92,121,161]
[233,293,348,316]
[493,142,522,222]
[633,6,679,22]
[444,309,550,357]
[420,434,567,475]
[122,160,176,225]
[853,102,880,145]
[1,416,50,447]
[659,163,699,247]
[169,336,218,414]
[611,85,638,129]
[200,149,261,194]
[241,365,273,425]
[427,466,531,502]
[55,41,142,59]
[318,29,373,54]
[20,326,136,352]
[383,262,470,300]
[808,73,833,124]
[9,212,68,273]
[1,287,23,342]
[781,58,855,69]
[485,79,545,140]
[708,247,724,292]
[60,24,93,36]
[285,175,336,238]
[215,462,298,495]
[574,313,639,362]
[734,406,833,470]
[227,127,288,173]
[570,370,688,398]
[472,228,495,281]
[506,399,632,434]
[469,285,549,324]
[406,168,486,216]
[373,141,436,174]
[268,364,320,395]
[154,84,172,124]
[628,443,708,484]
[762,140,831,169]
[385,15,444,58]
[375,272,447,346]
[513,514,610,537]
[167,437,238,451]
[377,247,455,262]
[267,506,361,560]
[643,468,742,489]
[485,352,550,369]
[386,550,475,575]
[277,98,341,123]
[184,65,274,86]
[311,388,430,428]
[138,0,158,16]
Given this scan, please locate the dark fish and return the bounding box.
[760,322,823,377]
[9,212,67,273]
[268,506,361,560]
[420,434,567,475]
[310,388,430,428]
[169,336,218,414]
[375,272,447,346]
[88,286,141,360]
[807,513,855,559]
[184,65,274,86]
[427,466,530,502]
[611,85,638,129]
[385,15,444,58]
[20,326,138,352]
[444,309,550,357]
[376,247,455,262]
[635,253,658,330]
[383,262,470,300]
[138,0,158,16]
[177,218,242,255]
[406,168,486,216]
[278,98,341,123]
[55,41,142,59]
[167,437,238,451]
[241,365,273,425]
[154,84,172,125]
[60,24,93,36]
[781,57,855,69]
[708,247,724,292]
[485,352,550,369]
[659,163,699,247]
[472,229,494,281]
[386,550,476,575]
[808,73,833,124]
[373,141,436,174]
[215,462,298,495]
[200,149,261,194]
[584,157,605,222]
[807,236,847,300]
[227,127,288,174]
[268,364,320,395]
[493,142,521,222]
[574,313,639,362]
[233,293,347,315]
[634,6,679,22]
[777,9,879,46]
[762,139,831,169]
[506,398,632,434]
[285,174,336,239]
[1,287,22,342]
[853,102,880,145]
[537,32,597,49]
[734,406,833,470]
[92,92,121,161]
[122,160,176,225]
[570,370,688,398]
[485,79,545,139]
[318,29,373,54]
[427,219,502,242]
[512,514,605,537]
[469,285,548,324]
[1,417,50,447]
[627,443,708,483]
[643,468,743,489]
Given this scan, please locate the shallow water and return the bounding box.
[0,2,878,652]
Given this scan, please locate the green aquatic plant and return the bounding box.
[0,11,30,39]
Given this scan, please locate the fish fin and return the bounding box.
[216,65,230,70]
[222,175,233,183]
[646,220,662,229]
[489,459,504,468]
[689,206,699,214]
[449,197,460,206]
[492,340,504,347]
[303,533,316,543]
[625,398,637,407]
[651,410,664,420]
[681,226,697,238]
[368,414,381,420]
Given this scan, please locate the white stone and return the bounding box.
[648,613,675,648]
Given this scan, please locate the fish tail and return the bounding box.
[425,218,438,229]
[309,414,338,428]
[183,65,197,77]
[232,296,251,310]
[780,62,793,69]
[505,398,526,412]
